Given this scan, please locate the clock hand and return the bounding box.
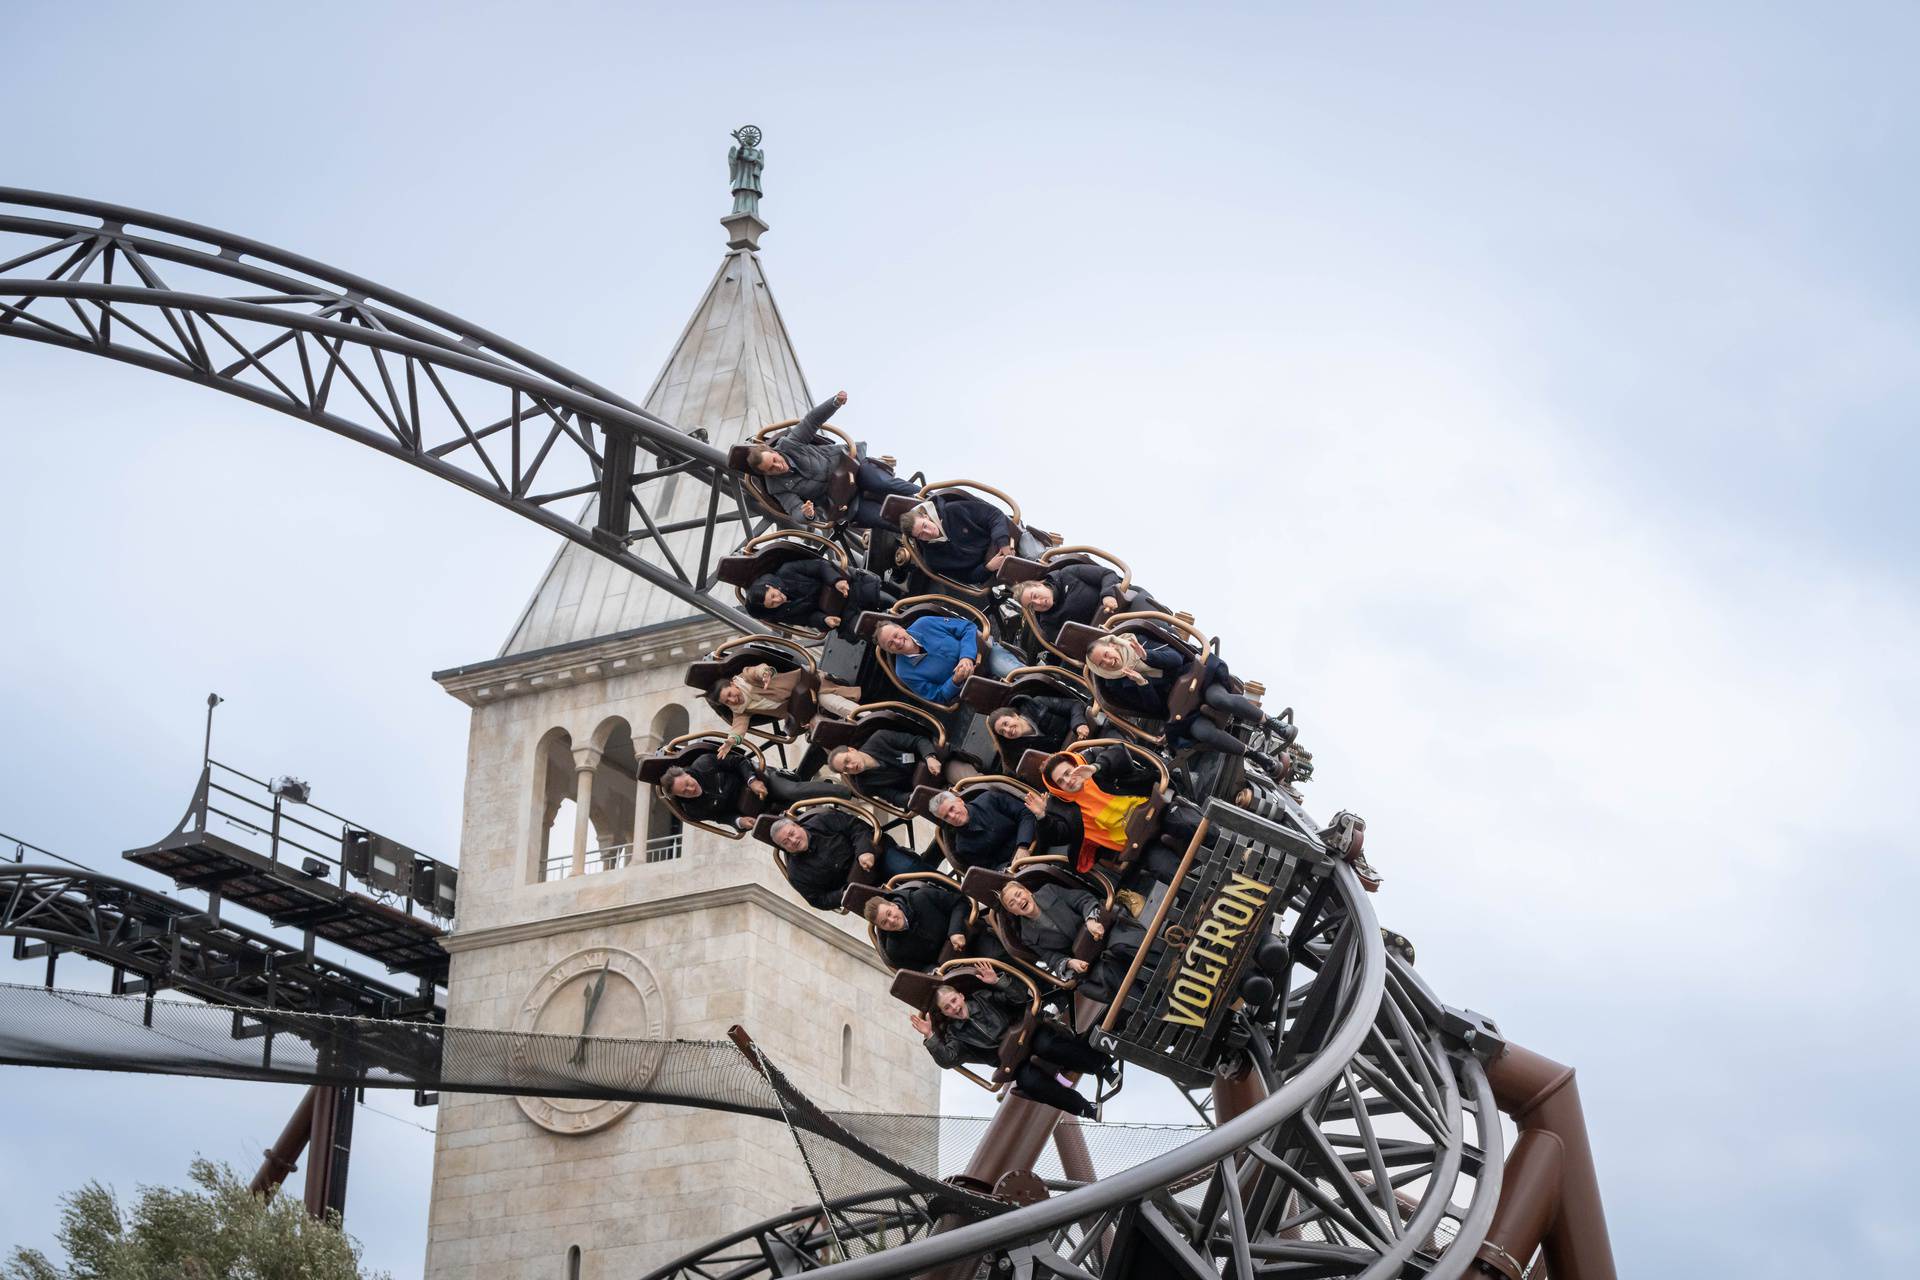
[569,959,613,1066]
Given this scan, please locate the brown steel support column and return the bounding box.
[304,1083,338,1218]
[917,1095,1064,1280]
[1484,1042,1617,1280]
[249,1085,319,1197]
[1053,1117,1096,1183]
[1472,1129,1565,1280]
[1211,1058,1269,1123]
[302,1085,355,1223]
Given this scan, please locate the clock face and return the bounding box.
[510,947,670,1135]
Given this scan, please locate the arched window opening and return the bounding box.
[534,727,577,883]
[840,1023,853,1087]
[644,704,690,863]
[583,718,638,873]
[566,1244,582,1280]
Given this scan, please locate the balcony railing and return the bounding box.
[541,832,682,882]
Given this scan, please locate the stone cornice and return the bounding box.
[439,881,888,973]
[433,616,738,707]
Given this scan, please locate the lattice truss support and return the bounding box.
[0,189,771,632]
[0,863,420,1020]
[1046,961,1502,1280]
[641,1187,946,1279]
[661,865,1509,1280]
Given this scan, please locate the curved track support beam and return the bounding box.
[0,190,770,633]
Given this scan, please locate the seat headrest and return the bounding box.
[907,784,947,822]
[1014,748,1058,788]
[960,676,1015,713]
[1051,622,1104,662]
[888,966,995,1012]
[808,717,860,750]
[685,660,727,690]
[879,493,922,525]
[747,814,785,845]
[636,753,681,785]
[959,866,1016,908]
[854,610,890,641]
[726,443,754,472]
[841,882,887,916]
[994,555,1050,586]
[715,554,763,589]
[888,968,943,1011]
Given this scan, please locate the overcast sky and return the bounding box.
[3,3,1917,1276]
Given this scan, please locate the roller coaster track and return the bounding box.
[0,190,1610,1279]
[0,189,766,633]
[657,863,1509,1280]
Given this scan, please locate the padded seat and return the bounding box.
[748,797,883,908]
[881,480,1056,600]
[843,870,977,972]
[634,731,764,842]
[1015,739,1171,876]
[853,595,992,710]
[957,864,1118,990]
[808,701,947,817]
[1053,613,1223,748]
[687,635,822,743]
[961,666,1095,770]
[906,773,1042,867]
[994,545,1160,662]
[727,418,864,530]
[716,531,850,641]
[888,958,1042,1091]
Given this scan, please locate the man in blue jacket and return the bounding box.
[876,615,1023,703]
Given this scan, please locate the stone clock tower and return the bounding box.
[420,139,940,1279]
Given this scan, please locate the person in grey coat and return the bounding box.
[911,963,1115,1117]
[996,879,1147,1005]
[743,390,917,527]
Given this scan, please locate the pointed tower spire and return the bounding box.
[494,128,808,658]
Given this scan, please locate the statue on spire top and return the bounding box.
[728,126,764,219]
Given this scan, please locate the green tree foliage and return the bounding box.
[3,1158,390,1280]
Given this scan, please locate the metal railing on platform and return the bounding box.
[541,833,682,882]
[192,759,457,921]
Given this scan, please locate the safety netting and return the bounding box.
[0,982,1207,1246]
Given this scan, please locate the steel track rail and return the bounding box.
[0,188,654,416]
[803,865,1385,1279]
[0,279,760,633]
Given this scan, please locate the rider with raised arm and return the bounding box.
[743,390,917,527]
[911,963,1117,1118]
[1040,745,1206,884]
